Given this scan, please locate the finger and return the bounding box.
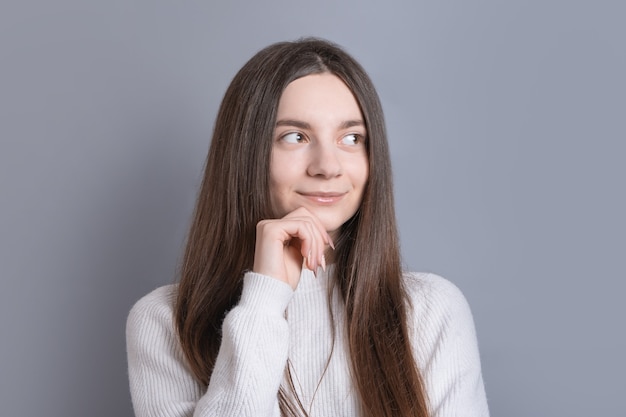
[300,219,319,272]
[296,207,334,250]
[285,208,334,264]
[286,217,322,273]
[272,217,320,271]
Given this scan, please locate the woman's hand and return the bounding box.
[253,207,334,289]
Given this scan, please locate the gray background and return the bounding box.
[1,1,624,416]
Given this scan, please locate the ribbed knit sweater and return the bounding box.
[126,268,489,416]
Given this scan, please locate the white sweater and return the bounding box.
[126,268,489,416]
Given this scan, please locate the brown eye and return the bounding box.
[282,132,305,143]
[340,134,361,145]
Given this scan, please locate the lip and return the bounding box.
[298,191,347,204]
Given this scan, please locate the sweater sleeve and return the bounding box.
[126,272,294,417]
[406,273,490,417]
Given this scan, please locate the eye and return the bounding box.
[281,132,306,144]
[340,133,364,146]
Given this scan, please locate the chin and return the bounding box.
[318,215,351,236]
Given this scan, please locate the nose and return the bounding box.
[306,141,342,178]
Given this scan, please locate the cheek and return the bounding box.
[360,164,369,188]
[269,163,289,193]
[349,156,369,189]
[270,148,307,192]
[268,161,292,215]
[268,181,285,218]
[269,149,294,183]
[268,172,284,199]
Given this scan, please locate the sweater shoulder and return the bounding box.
[128,284,178,319]
[403,272,468,306]
[126,284,179,347]
[402,271,475,330]
[402,273,489,416]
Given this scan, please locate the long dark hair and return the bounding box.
[175,38,429,417]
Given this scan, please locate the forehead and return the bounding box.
[276,73,363,121]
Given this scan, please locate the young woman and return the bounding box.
[126,38,489,417]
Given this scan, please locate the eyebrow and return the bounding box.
[275,119,365,130]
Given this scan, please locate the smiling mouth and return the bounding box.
[298,192,347,204]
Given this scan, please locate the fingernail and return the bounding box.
[306,251,312,270]
[321,254,326,272]
[329,238,335,250]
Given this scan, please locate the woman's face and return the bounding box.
[270,73,369,238]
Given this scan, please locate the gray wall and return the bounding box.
[1,1,624,416]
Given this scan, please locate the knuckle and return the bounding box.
[256,219,274,231]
